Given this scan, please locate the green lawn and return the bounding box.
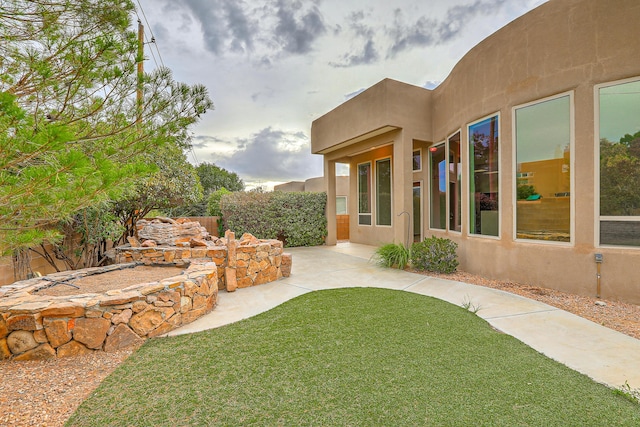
[67,288,639,426]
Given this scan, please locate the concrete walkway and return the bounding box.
[168,243,640,390]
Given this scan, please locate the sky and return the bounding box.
[134,0,547,190]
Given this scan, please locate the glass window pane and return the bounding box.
[413,182,421,242]
[515,96,571,242]
[413,149,421,171]
[469,116,499,236]
[429,145,446,230]
[599,80,640,217]
[376,158,392,226]
[336,196,347,215]
[357,163,371,225]
[601,221,640,246]
[448,132,462,232]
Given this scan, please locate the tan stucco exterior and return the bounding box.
[311,0,640,303]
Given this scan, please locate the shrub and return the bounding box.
[220,191,327,247]
[411,235,459,273]
[373,243,410,269]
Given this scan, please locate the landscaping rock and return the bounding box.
[73,318,111,349]
[13,343,56,361]
[57,340,93,358]
[104,324,144,352]
[7,330,38,354]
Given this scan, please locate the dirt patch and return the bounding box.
[34,266,186,297]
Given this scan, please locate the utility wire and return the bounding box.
[135,0,165,68]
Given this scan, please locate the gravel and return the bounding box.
[1,271,638,426]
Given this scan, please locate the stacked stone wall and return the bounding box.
[0,262,217,361]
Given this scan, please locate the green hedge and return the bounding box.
[220,191,327,247]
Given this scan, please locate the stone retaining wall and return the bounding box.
[1,228,293,361]
[0,262,218,361]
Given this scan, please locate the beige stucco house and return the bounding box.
[311,0,640,303]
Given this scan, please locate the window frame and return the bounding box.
[428,142,447,231]
[357,161,372,226]
[594,76,640,248]
[512,91,575,246]
[412,148,422,172]
[467,112,501,240]
[375,156,393,227]
[447,129,463,234]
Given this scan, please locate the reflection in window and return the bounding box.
[469,116,499,236]
[448,132,462,232]
[515,95,571,242]
[376,158,392,226]
[599,79,640,246]
[413,149,422,171]
[429,144,446,230]
[357,162,371,225]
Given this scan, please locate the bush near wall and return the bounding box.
[221,192,327,247]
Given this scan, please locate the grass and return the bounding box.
[67,288,639,426]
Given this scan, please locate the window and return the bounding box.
[336,196,347,215]
[515,94,572,242]
[598,78,640,246]
[357,162,371,225]
[413,181,422,242]
[413,149,422,171]
[469,115,499,236]
[448,132,462,232]
[429,144,446,229]
[376,158,392,226]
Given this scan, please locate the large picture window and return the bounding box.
[429,144,446,230]
[376,158,392,226]
[515,94,572,242]
[357,162,371,225]
[598,78,640,246]
[469,115,499,236]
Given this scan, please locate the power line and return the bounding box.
[134,0,165,69]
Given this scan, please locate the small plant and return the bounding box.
[614,381,640,404]
[373,243,410,269]
[461,295,482,314]
[411,235,459,273]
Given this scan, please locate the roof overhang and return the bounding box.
[315,125,399,155]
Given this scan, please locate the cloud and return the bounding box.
[202,127,323,181]
[330,10,380,68]
[182,0,256,55]
[273,0,327,54]
[387,0,507,57]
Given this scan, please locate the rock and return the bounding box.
[73,317,111,349]
[281,253,293,277]
[180,297,192,313]
[0,316,7,339]
[44,319,72,347]
[132,300,149,313]
[129,307,170,336]
[111,309,133,325]
[190,238,207,247]
[0,338,12,359]
[13,343,56,361]
[141,240,157,247]
[127,236,142,247]
[40,302,85,318]
[138,219,209,245]
[57,340,93,358]
[6,314,39,331]
[104,324,144,352]
[595,300,607,307]
[225,267,237,292]
[7,330,38,354]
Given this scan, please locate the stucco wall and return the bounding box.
[312,0,640,303]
